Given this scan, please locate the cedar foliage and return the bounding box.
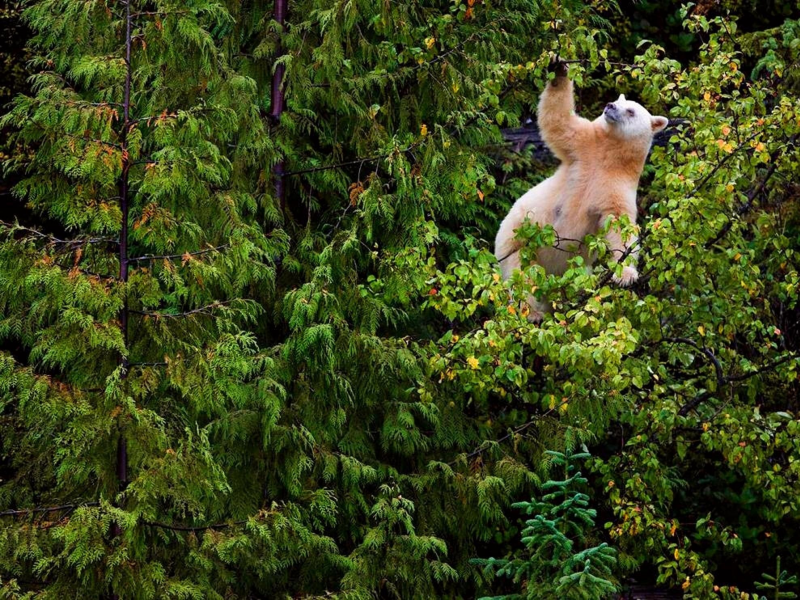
[1,0,800,598]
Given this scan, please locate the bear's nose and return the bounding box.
[605,103,616,111]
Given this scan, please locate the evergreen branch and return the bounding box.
[130,106,219,125]
[1,221,117,247]
[131,300,234,319]
[79,268,117,280]
[58,130,122,150]
[0,502,100,517]
[282,142,421,177]
[131,10,189,18]
[45,99,123,110]
[406,31,480,74]
[283,79,520,181]
[355,18,509,83]
[142,518,246,532]
[127,245,229,263]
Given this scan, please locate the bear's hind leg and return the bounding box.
[525,294,548,323]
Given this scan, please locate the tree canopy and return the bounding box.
[1,0,800,598]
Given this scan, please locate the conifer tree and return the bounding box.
[473,449,618,599]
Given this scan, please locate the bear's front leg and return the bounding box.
[537,59,586,162]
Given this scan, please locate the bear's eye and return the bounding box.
[626,108,635,117]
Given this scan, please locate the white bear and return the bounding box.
[494,62,668,320]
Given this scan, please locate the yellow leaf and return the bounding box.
[467,356,479,369]
[420,123,428,136]
[492,273,500,283]
[477,189,484,201]
[698,325,705,336]
[675,549,680,560]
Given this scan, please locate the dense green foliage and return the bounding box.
[473,449,619,599]
[1,0,800,597]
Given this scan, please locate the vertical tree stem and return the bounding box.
[116,0,132,510]
[270,0,287,213]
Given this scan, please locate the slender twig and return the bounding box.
[0,502,99,517]
[1,222,117,247]
[127,245,229,263]
[449,394,574,465]
[131,9,188,17]
[141,518,247,532]
[282,142,421,177]
[128,361,168,367]
[725,353,797,382]
[131,300,234,319]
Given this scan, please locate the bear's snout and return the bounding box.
[604,103,619,122]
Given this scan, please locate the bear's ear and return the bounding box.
[651,116,668,133]
[617,94,626,102]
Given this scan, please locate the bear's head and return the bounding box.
[602,94,668,140]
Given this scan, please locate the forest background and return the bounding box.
[2,0,800,598]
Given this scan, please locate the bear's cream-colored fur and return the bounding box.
[494,68,668,320]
